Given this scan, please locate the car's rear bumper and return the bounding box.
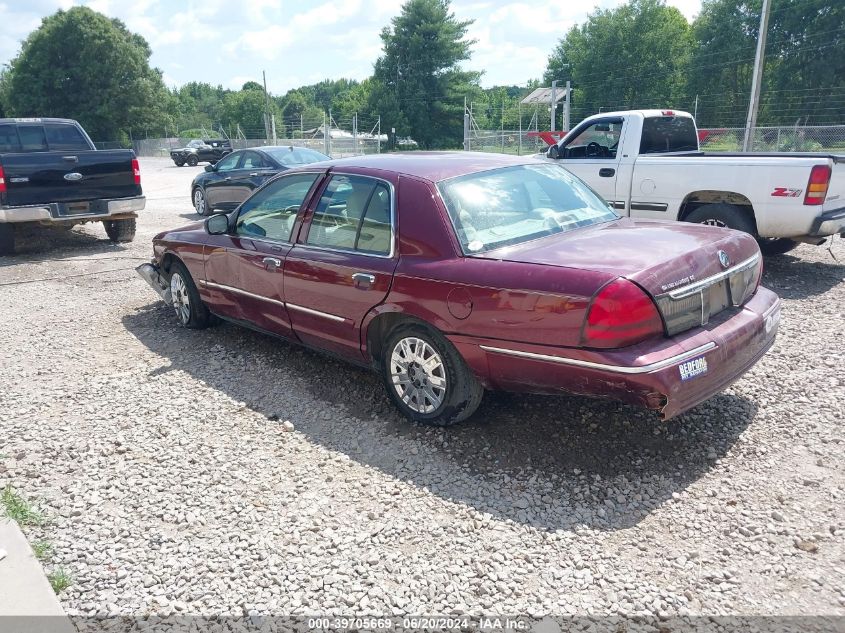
[449,287,780,420]
[0,196,146,223]
[808,205,845,237]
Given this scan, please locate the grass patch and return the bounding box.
[32,540,53,561]
[1,486,44,526]
[47,568,72,594]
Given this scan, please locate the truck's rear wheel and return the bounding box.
[0,224,15,256]
[684,203,756,236]
[103,218,136,243]
[757,237,800,256]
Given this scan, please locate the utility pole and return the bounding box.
[743,0,771,152]
[463,97,469,151]
[262,70,271,143]
[564,80,571,132]
[693,95,699,121]
[550,80,557,131]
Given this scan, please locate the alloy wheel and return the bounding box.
[389,337,447,414]
[170,273,191,325]
[193,189,205,215]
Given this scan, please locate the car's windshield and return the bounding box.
[437,163,617,254]
[265,147,329,166]
[187,140,205,148]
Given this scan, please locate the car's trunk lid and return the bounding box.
[474,218,762,335]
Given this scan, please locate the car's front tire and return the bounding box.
[167,260,211,329]
[187,155,199,167]
[174,161,184,167]
[193,187,207,215]
[381,324,483,426]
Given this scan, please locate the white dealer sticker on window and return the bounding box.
[679,356,708,381]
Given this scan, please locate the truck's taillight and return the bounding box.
[132,158,141,186]
[581,279,664,349]
[804,165,831,206]
[0,165,6,194]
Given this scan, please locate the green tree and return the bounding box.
[222,89,278,137]
[241,80,264,92]
[4,6,171,141]
[689,0,845,126]
[545,0,692,125]
[370,0,480,148]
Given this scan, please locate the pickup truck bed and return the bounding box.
[0,117,145,255]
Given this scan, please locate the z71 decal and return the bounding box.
[771,187,802,197]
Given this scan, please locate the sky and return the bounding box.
[0,0,703,95]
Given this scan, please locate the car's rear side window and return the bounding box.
[17,125,48,152]
[44,123,90,151]
[0,124,20,152]
[640,116,698,154]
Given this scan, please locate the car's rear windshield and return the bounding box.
[640,116,698,154]
[265,147,329,166]
[0,122,91,152]
[437,163,618,255]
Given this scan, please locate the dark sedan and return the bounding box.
[190,146,329,215]
[138,152,779,426]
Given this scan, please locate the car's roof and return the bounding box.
[304,151,543,182]
[259,145,327,153]
[0,117,79,125]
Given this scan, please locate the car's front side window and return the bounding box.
[215,152,241,171]
[235,173,321,242]
[438,163,617,254]
[305,175,392,255]
[562,119,623,159]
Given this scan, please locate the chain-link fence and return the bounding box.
[131,135,383,159]
[465,130,550,156]
[698,125,845,152]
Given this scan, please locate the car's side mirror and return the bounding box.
[205,164,215,172]
[205,213,230,235]
[547,144,560,159]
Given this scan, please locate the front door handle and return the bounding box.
[249,172,259,177]
[263,257,282,270]
[352,272,376,288]
[223,176,232,181]
[599,168,616,177]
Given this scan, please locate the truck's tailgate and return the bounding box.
[1,150,140,206]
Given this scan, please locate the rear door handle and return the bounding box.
[599,168,616,177]
[263,257,282,270]
[249,172,259,177]
[352,272,375,287]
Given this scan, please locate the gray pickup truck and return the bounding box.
[0,117,145,255]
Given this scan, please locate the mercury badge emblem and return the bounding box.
[717,250,730,269]
[63,172,84,181]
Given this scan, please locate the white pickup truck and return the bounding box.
[546,110,845,255]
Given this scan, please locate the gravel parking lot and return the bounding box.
[0,156,843,618]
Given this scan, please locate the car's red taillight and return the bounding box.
[0,165,6,194]
[132,158,141,186]
[804,165,831,206]
[581,279,664,348]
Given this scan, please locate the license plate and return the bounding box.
[62,202,91,215]
[679,356,709,381]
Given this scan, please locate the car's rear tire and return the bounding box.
[193,187,207,215]
[103,218,136,243]
[381,324,483,426]
[167,260,211,329]
[0,224,16,256]
[757,237,800,256]
[187,155,199,167]
[684,203,757,236]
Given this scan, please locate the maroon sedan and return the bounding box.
[137,152,780,425]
